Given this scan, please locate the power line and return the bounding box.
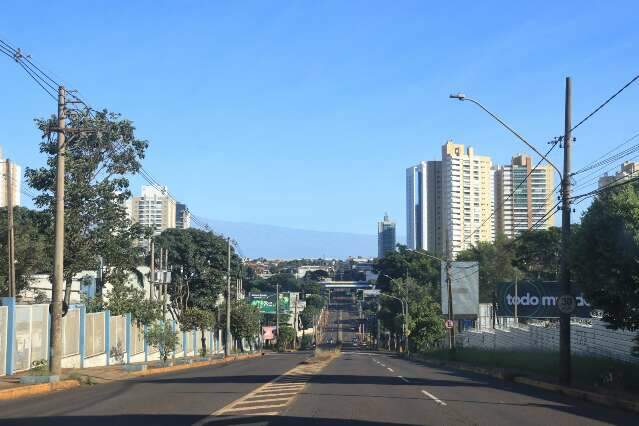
[571,73,639,132]
[572,131,639,175]
[460,138,560,248]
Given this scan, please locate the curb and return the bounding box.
[0,380,80,401]
[407,354,639,414]
[0,352,263,401]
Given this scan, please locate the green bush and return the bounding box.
[145,322,178,364]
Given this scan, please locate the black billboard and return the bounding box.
[495,281,592,318]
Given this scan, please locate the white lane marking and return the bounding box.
[421,389,447,406]
[253,391,298,397]
[224,403,288,412]
[380,363,386,367]
[398,375,409,383]
[387,367,394,373]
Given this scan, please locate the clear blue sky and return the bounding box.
[1,1,638,237]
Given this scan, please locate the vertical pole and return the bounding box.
[79,305,86,368]
[6,159,16,298]
[514,272,518,325]
[105,310,111,366]
[125,313,132,364]
[446,260,454,352]
[50,85,66,375]
[376,302,381,350]
[163,249,168,319]
[559,76,573,386]
[2,297,16,374]
[225,237,231,356]
[276,283,280,338]
[150,239,155,300]
[158,248,163,304]
[293,296,298,349]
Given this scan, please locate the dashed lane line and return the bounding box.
[387,367,394,373]
[421,389,447,406]
[398,375,409,383]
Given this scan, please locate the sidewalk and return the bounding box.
[0,352,262,399]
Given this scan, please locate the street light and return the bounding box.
[379,274,409,354]
[448,93,562,181]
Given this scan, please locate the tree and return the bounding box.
[304,269,328,282]
[0,207,52,296]
[179,307,215,356]
[220,300,261,350]
[105,282,162,325]
[572,183,639,331]
[156,228,240,318]
[145,322,178,364]
[512,227,560,280]
[276,325,296,351]
[456,235,515,303]
[374,245,439,294]
[25,109,149,306]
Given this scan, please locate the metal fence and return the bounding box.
[62,308,80,357]
[131,321,145,355]
[14,304,49,371]
[85,312,106,357]
[0,306,7,376]
[185,329,193,354]
[109,315,126,354]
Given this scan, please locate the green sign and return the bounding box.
[249,292,290,314]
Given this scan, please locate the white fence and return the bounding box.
[85,312,105,357]
[0,300,228,376]
[14,304,49,371]
[457,319,638,363]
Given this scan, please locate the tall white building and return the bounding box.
[130,185,176,232]
[175,202,192,229]
[494,154,555,238]
[0,147,21,208]
[405,161,443,255]
[441,141,494,256]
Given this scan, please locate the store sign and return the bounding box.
[495,281,591,318]
[262,326,275,340]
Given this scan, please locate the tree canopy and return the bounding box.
[573,183,639,330]
[25,109,149,304]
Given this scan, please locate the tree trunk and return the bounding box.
[201,328,207,355]
[63,276,73,315]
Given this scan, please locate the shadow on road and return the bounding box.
[0,415,415,426]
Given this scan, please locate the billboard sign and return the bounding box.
[495,281,591,318]
[441,261,479,319]
[249,292,290,314]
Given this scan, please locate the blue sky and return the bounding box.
[1,1,638,237]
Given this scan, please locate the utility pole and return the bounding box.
[163,249,169,318]
[293,297,298,349]
[446,241,455,354]
[149,239,155,300]
[6,159,16,297]
[225,237,231,356]
[559,76,573,386]
[376,302,381,350]
[50,85,66,376]
[276,283,280,338]
[158,247,163,303]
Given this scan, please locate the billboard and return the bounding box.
[262,326,275,340]
[249,292,290,314]
[495,281,591,318]
[441,261,479,319]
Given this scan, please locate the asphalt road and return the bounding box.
[1,292,637,425]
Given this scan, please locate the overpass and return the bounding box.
[321,281,374,289]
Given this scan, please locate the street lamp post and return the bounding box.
[449,88,572,384]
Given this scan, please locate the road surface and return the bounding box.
[1,290,636,425]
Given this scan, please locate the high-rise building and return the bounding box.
[0,147,21,208]
[130,185,176,232]
[377,213,396,258]
[175,202,192,229]
[494,154,555,238]
[598,161,639,189]
[405,161,443,254]
[441,141,494,256]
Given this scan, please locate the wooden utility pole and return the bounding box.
[163,249,168,318]
[446,240,455,354]
[225,237,231,356]
[50,85,66,376]
[276,283,280,338]
[6,159,16,297]
[559,77,573,386]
